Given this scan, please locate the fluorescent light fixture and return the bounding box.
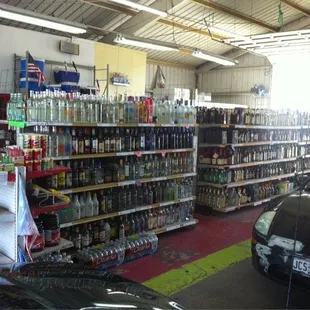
[192,49,236,66]
[109,0,167,17]
[114,35,179,51]
[0,8,86,34]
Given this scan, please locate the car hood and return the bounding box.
[0,262,185,310]
[268,192,310,255]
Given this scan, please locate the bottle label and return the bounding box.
[85,139,90,147]
[66,172,72,188]
[82,235,89,247]
[92,140,98,153]
[99,142,105,153]
[125,165,130,177]
[99,230,105,242]
[100,199,106,213]
[72,140,78,154]
[78,141,84,154]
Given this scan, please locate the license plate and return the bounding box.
[293,257,310,276]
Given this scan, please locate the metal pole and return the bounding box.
[106,64,109,98]
[25,51,29,96]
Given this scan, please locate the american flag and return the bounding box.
[27,52,45,85]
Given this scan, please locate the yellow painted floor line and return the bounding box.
[143,239,251,296]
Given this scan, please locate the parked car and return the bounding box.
[0,262,186,309]
[252,188,310,289]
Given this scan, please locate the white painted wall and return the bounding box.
[145,63,196,92]
[198,53,272,108]
[0,25,95,93]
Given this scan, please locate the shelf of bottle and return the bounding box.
[297,169,310,175]
[50,148,196,161]
[59,196,196,228]
[32,238,74,259]
[299,154,310,159]
[58,172,196,195]
[197,172,296,189]
[298,141,310,145]
[199,141,299,148]
[153,219,198,235]
[198,157,298,170]
[198,191,295,213]
[23,121,198,128]
[199,124,303,130]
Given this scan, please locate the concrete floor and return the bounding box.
[172,259,310,309]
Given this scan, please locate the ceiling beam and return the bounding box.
[147,59,195,70]
[281,0,310,17]
[101,0,186,44]
[81,0,136,15]
[157,19,226,40]
[190,0,278,32]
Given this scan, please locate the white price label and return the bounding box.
[166,224,180,231]
[225,207,236,212]
[60,222,72,228]
[138,123,155,127]
[160,202,172,207]
[254,201,262,206]
[119,209,134,215]
[137,205,152,211]
[117,152,133,156]
[61,189,72,194]
[97,123,117,127]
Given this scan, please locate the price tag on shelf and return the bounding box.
[135,151,142,157]
[225,207,236,212]
[185,124,190,129]
[254,201,263,206]
[119,209,135,215]
[166,224,180,231]
[97,123,117,127]
[138,123,155,127]
[160,202,172,207]
[61,189,72,194]
[119,181,135,186]
[135,180,142,186]
[117,152,133,156]
[137,205,152,211]
[161,151,166,157]
[60,222,73,228]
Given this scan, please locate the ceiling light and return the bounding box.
[0,8,86,34]
[109,0,167,17]
[192,49,236,66]
[114,35,179,51]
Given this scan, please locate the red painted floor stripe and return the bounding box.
[112,206,263,283]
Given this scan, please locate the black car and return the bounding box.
[252,189,310,289]
[0,262,186,309]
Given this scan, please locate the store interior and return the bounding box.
[1,0,310,308]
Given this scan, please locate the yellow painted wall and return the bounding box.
[95,42,147,96]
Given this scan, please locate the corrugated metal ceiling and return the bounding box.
[0,0,309,66]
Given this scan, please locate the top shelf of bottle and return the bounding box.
[199,124,308,130]
[6,121,198,128]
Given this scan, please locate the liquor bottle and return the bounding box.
[99,190,106,214]
[91,128,98,154]
[79,195,86,219]
[119,159,125,181]
[85,192,94,218]
[72,195,81,220]
[98,129,105,153]
[78,161,86,187]
[72,160,79,188]
[78,129,84,154]
[104,220,111,243]
[92,192,99,216]
[71,128,78,155]
[124,157,130,180]
[99,220,105,244]
[119,217,125,240]
[57,127,65,156]
[110,129,116,152]
[81,224,90,249]
[115,128,122,152]
[84,128,90,154]
[65,161,72,189]
[104,128,110,153]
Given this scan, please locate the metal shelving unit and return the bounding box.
[0,167,24,264]
[197,122,307,212]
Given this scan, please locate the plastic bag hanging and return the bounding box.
[17,175,39,237]
[151,65,166,89]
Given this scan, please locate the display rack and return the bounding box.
[0,167,23,263]
[197,123,309,212]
